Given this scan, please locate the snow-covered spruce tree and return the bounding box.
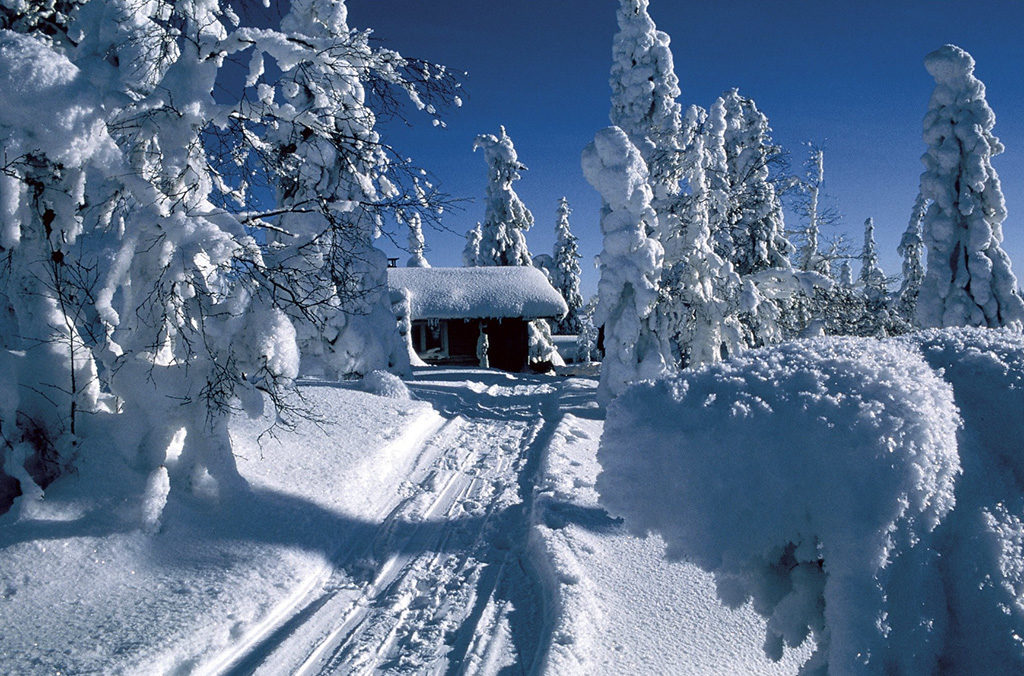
[860,218,887,304]
[917,44,1024,329]
[582,127,670,404]
[463,223,482,266]
[607,0,684,371]
[715,89,794,276]
[552,197,584,335]
[896,191,928,323]
[473,126,533,267]
[668,105,751,368]
[608,0,684,222]
[856,217,908,337]
[839,258,855,288]
[473,127,559,366]
[575,296,600,364]
[405,212,430,267]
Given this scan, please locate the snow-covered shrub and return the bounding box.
[597,337,962,673]
[361,370,410,400]
[528,319,564,370]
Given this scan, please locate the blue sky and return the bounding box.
[349,0,1024,297]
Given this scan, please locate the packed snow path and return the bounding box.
[212,368,570,674]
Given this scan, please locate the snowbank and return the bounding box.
[531,378,810,673]
[0,384,442,673]
[598,336,964,673]
[898,328,1024,672]
[387,266,567,321]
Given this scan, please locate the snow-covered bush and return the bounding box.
[361,369,410,400]
[597,337,962,673]
[528,320,564,370]
[599,328,1024,672]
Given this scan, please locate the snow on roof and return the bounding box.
[388,266,568,321]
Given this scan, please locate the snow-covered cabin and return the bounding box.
[388,267,568,371]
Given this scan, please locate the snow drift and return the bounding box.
[898,328,1024,672]
[597,334,1004,673]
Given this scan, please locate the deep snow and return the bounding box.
[0,367,808,674]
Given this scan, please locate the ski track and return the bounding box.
[207,370,567,675]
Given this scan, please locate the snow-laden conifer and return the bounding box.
[860,218,887,303]
[897,192,927,323]
[473,127,533,267]
[715,89,794,276]
[552,198,584,334]
[840,260,855,288]
[609,0,683,208]
[472,127,559,366]
[668,105,750,367]
[463,223,482,266]
[582,127,669,403]
[406,213,430,267]
[917,44,1024,329]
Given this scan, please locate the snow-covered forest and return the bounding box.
[3,0,1024,673]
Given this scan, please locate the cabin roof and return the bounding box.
[388,266,568,321]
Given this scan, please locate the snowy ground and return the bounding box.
[0,367,806,674]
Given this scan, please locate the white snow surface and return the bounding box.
[2,364,826,675]
[387,266,568,321]
[0,384,442,673]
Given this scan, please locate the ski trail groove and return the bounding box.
[211,372,566,675]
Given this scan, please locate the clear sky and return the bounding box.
[348,0,1024,298]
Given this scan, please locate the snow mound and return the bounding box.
[898,327,1024,672]
[387,266,567,321]
[362,369,411,399]
[597,336,962,673]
